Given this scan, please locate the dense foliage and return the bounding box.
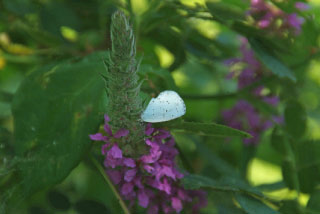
[0,0,320,213]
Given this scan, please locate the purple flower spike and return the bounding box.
[90,115,207,213]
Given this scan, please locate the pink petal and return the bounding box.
[104,114,110,122]
[138,190,149,208]
[124,169,137,182]
[145,123,154,135]
[147,204,159,214]
[114,129,129,138]
[123,158,136,167]
[109,144,122,159]
[101,144,111,155]
[106,170,122,185]
[121,182,134,195]
[143,165,155,174]
[171,197,183,213]
[157,178,171,194]
[104,123,113,135]
[89,133,108,141]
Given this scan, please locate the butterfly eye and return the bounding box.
[141,90,186,123]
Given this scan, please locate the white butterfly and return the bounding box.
[141,90,186,123]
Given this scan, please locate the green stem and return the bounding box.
[90,155,131,214]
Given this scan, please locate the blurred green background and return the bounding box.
[1,0,320,213]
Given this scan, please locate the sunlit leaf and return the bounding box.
[284,100,307,139]
[235,194,280,214]
[206,2,246,21]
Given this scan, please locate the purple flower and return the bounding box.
[171,197,182,213]
[123,158,136,167]
[114,129,130,138]
[248,0,305,36]
[222,100,277,145]
[107,170,122,184]
[89,115,207,213]
[223,36,282,145]
[286,13,304,35]
[124,169,137,182]
[138,189,149,208]
[295,2,310,11]
[121,182,134,195]
[109,144,122,159]
[89,133,108,142]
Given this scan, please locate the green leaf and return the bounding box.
[279,200,302,214]
[40,2,80,37]
[256,181,286,192]
[0,90,13,103]
[206,2,246,22]
[281,159,297,191]
[295,141,320,193]
[47,191,71,211]
[271,127,286,154]
[9,52,107,203]
[3,0,36,16]
[182,174,263,198]
[74,199,109,214]
[249,38,296,82]
[235,194,280,214]
[182,174,220,190]
[139,64,178,91]
[307,190,320,213]
[284,100,307,139]
[155,120,251,138]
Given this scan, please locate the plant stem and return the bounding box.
[90,155,131,214]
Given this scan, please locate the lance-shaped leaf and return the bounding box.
[249,38,296,82]
[154,120,251,138]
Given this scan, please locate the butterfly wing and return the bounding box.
[141,91,186,123]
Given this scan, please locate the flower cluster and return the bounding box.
[222,100,281,144]
[223,38,282,145]
[90,115,207,213]
[249,0,305,35]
